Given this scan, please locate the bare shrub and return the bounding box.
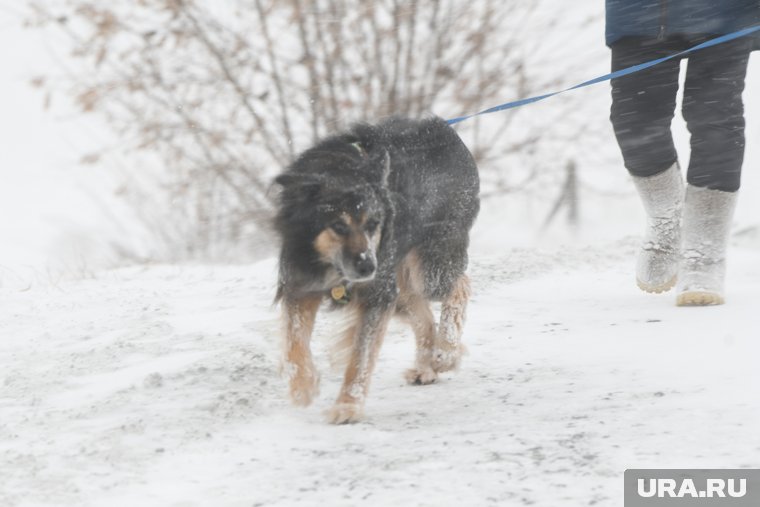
[27,0,592,260]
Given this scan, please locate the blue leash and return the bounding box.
[446,25,760,126]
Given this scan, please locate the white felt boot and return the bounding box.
[631,163,684,293]
[676,185,738,306]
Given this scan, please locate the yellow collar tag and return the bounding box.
[331,285,348,303]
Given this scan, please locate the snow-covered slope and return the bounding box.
[2,240,758,507]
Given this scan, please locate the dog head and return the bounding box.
[275,149,391,283]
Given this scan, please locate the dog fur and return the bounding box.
[273,116,479,423]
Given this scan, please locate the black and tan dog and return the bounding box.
[273,116,479,423]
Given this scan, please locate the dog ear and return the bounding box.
[275,172,325,190]
[274,172,315,188]
[274,172,323,201]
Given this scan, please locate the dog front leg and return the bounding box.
[400,296,438,385]
[281,295,322,406]
[328,304,392,424]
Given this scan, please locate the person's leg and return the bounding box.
[682,38,751,192]
[610,38,685,293]
[677,39,751,306]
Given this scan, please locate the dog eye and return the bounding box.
[330,221,350,236]
[365,219,380,233]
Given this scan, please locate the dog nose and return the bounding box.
[355,253,376,277]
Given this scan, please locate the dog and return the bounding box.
[273,116,479,424]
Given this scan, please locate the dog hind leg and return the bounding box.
[281,295,322,406]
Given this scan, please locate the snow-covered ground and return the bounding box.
[2,238,759,506]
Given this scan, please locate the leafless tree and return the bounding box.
[27,0,593,260]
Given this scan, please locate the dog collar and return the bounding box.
[330,284,351,304]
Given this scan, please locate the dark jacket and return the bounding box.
[606,0,760,48]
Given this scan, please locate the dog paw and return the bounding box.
[431,344,467,373]
[327,403,364,424]
[404,366,438,385]
[289,368,320,407]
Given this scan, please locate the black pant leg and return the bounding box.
[610,39,682,177]
[682,39,752,192]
